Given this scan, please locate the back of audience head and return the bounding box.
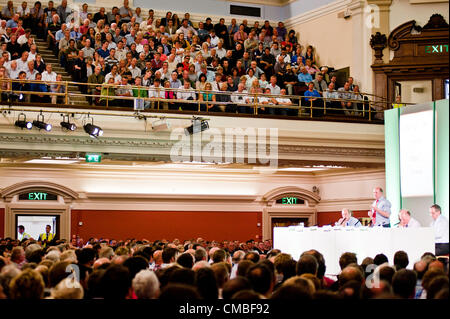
[246,263,274,298]
[211,262,229,289]
[393,250,409,270]
[100,264,131,299]
[339,263,364,287]
[9,269,44,299]
[244,252,260,263]
[339,252,357,270]
[132,269,160,299]
[296,254,318,276]
[159,283,200,300]
[222,276,251,300]
[426,275,449,299]
[373,253,389,266]
[195,267,218,300]
[392,269,417,299]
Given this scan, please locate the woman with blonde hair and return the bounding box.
[199,82,217,112]
[200,42,210,60]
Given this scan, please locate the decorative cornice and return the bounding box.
[388,20,422,51]
[284,0,352,28]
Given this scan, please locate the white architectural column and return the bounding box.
[349,1,371,93]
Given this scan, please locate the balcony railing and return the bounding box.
[0,78,404,122]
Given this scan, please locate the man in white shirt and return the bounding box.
[429,204,449,256]
[209,29,220,48]
[115,41,127,62]
[27,44,39,62]
[232,83,249,114]
[41,64,57,82]
[6,59,19,79]
[177,80,196,110]
[17,28,33,45]
[128,58,141,79]
[16,51,29,71]
[176,19,197,39]
[267,75,280,95]
[25,60,38,80]
[274,88,293,116]
[81,39,95,60]
[104,65,122,84]
[398,209,421,228]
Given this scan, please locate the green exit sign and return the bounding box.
[19,192,58,200]
[425,44,448,54]
[276,197,305,205]
[85,154,101,163]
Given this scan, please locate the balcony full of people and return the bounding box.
[0,0,380,119]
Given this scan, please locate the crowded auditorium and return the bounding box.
[0,0,448,308]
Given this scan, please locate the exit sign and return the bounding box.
[425,44,448,54]
[85,154,101,163]
[276,197,305,205]
[19,192,58,200]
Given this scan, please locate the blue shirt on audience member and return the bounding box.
[298,72,312,83]
[304,89,321,102]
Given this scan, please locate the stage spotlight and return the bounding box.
[14,113,32,130]
[185,119,209,136]
[60,115,76,131]
[83,123,103,138]
[33,113,52,131]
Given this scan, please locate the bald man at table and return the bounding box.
[398,209,421,228]
[368,187,391,227]
[335,208,361,227]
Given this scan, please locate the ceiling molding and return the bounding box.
[284,0,351,28]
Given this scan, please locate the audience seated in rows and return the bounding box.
[0,234,448,299]
[0,0,370,118]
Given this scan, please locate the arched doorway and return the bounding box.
[1,181,78,240]
[260,186,321,240]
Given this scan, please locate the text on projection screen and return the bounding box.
[400,110,434,197]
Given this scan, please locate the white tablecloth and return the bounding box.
[273,226,435,275]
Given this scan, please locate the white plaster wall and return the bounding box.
[389,0,449,32]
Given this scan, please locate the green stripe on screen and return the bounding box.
[435,99,449,218]
[384,108,401,224]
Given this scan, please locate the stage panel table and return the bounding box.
[273,226,435,275]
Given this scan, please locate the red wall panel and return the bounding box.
[0,208,4,238]
[317,210,368,226]
[71,210,262,242]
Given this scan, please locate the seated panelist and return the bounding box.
[335,208,361,227]
[398,209,421,228]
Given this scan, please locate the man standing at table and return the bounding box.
[335,208,361,227]
[368,187,391,227]
[398,209,421,228]
[429,204,449,256]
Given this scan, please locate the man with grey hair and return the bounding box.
[335,208,361,227]
[398,209,421,228]
[230,250,245,279]
[45,250,61,263]
[99,246,114,260]
[132,269,160,299]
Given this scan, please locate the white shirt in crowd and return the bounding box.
[41,71,57,82]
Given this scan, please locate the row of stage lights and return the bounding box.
[14,112,210,137]
[14,113,103,138]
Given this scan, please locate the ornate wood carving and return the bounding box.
[371,14,449,103]
[370,32,388,64]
